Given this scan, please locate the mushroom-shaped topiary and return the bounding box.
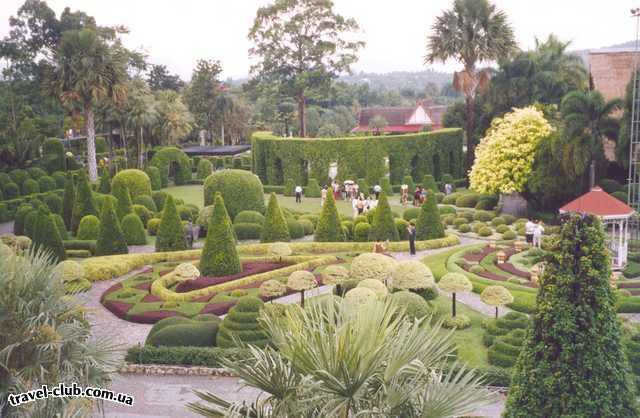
[259,280,287,299]
[349,253,398,284]
[286,270,317,307]
[357,279,389,300]
[480,285,514,318]
[438,273,473,318]
[173,263,200,282]
[270,242,292,261]
[390,260,435,292]
[344,287,377,306]
[321,265,350,286]
[53,260,85,283]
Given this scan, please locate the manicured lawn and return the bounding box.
[163,185,204,207]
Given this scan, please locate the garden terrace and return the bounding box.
[251,129,463,186]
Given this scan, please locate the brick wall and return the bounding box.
[589,51,639,101]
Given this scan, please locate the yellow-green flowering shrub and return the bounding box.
[469,106,553,194]
[259,279,287,298]
[357,278,389,300]
[321,265,350,285]
[53,260,85,283]
[344,287,377,306]
[390,260,435,291]
[349,253,398,283]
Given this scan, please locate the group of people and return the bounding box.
[524,219,545,248]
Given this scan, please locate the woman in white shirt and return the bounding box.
[533,221,544,248]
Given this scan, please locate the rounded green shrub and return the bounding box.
[422,174,438,192]
[77,215,101,240]
[287,219,305,239]
[22,178,39,195]
[147,218,161,236]
[299,214,319,227]
[217,296,268,348]
[234,210,265,225]
[390,260,435,291]
[146,321,219,347]
[149,147,192,186]
[152,191,168,211]
[204,170,265,219]
[390,290,432,320]
[233,223,263,240]
[455,193,480,208]
[458,223,471,233]
[473,210,494,222]
[501,214,516,225]
[403,207,421,221]
[111,169,152,200]
[13,205,33,235]
[357,278,388,299]
[44,194,63,214]
[132,204,152,226]
[3,182,19,199]
[121,213,147,245]
[475,195,498,211]
[491,216,506,227]
[133,195,158,212]
[350,253,398,283]
[438,205,456,215]
[395,218,410,240]
[51,172,66,189]
[502,230,517,240]
[344,287,378,306]
[38,176,56,192]
[354,222,371,242]
[470,264,485,274]
[298,219,314,235]
[495,224,510,234]
[453,217,467,228]
[10,169,29,185]
[27,167,46,179]
[478,226,493,237]
[197,159,213,179]
[443,314,471,329]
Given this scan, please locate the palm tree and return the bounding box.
[215,93,234,145]
[560,90,622,185]
[49,28,128,181]
[127,81,158,167]
[0,248,119,417]
[188,299,494,417]
[153,90,194,145]
[426,0,516,169]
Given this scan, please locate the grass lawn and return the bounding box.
[163,185,204,207]
[431,296,489,368]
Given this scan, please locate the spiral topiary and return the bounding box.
[217,296,268,348]
[204,169,265,219]
[349,253,398,284]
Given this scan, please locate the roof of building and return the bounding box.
[351,124,425,133]
[176,145,251,156]
[558,186,635,218]
[357,107,417,126]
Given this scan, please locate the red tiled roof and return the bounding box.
[351,124,425,133]
[357,107,416,126]
[559,186,634,217]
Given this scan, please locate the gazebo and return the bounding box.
[559,186,634,269]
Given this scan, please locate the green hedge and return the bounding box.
[149,147,192,186]
[233,223,263,240]
[234,210,265,225]
[252,129,463,186]
[125,345,246,367]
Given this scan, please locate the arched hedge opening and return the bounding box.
[148,147,192,187]
[252,129,463,187]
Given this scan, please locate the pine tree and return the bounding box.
[96,196,128,256]
[98,168,111,194]
[155,194,187,252]
[314,190,344,242]
[71,171,97,234]
[368,192,399,241]
[62,173,76,230]
[415,191,444,240]
[33,208,66,262]
[200,193,241,276]
[504,214,638,417]
[260,193,290,243]
[113,183,133,220]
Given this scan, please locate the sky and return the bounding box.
[0,0,639,81]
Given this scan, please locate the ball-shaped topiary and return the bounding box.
[344,287,377,306]
[121,213,147,245]
[3,182,19,199]
[349,253,398,283]
[321,265,350,286]
[233,223,263,240]
[217,296,268,348]
[458,224,471,233]
[390,291,432,320]
[495,224,510,234]
[443,314,471,330]
[44,194,63,214]
[38,176,56,192]
[390,260,435,292]
[200,193,241,277]
[287,218,305,239]
[27,166,46,179]
[502,230,517,240]
[111,169,152,199]
[478,226,493,237]
[287,270,317,306]
[261,193,290,243]
[53,260,85,283]
[259,280,287,299]
[197,159,213,179]
[234,210,265,225]
[403,207,421,221]
[204,170,265,219]
[357,279,388,300]
[270,242,292,259]
[22,178,39,195]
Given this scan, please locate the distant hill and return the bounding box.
[339,70,453,91]
[572,40,637,66]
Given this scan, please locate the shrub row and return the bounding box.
[125,345,247,368]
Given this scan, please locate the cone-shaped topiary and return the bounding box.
[113,183,133,221]
[368,192,399,241]
[422,174,438,192]
[197,159,213,179]
[96,196,128,256]
[200,193,241,276]
[155,195,187,252]
[415,191,445,240]
[77,215,100,240]
[260,193,290,243]
[305,178,321,198]
[380,177,393,196]
[98,169,111,194]
[70,171,97,233]
[32,208,66,262]
[121,213,147,245]
[62,173,75,230]
[13,204,33,236]
[50,213,69,240]
[504,214,638,417]
[314,191,344,242]
[217,296,269,348]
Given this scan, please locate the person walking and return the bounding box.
[413,187,422,207]
[295,185,303,203]
[373,239,388,254]
[321,186,328,207]
[356,195,366,215]
[407,222,416,255]
[401,183,408,206]
[525,218,535,246]
[533,220,544,248]
[373,183,382,200]
[185,221,194,249]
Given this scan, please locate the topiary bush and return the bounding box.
[286,218,305,239]
[395,218,410,240]
[121,213,147,245]
[502,230,517,240]
[473,210,494,222]
[10,169,29,186]
[62,173,75,229]
[390,291,432,320]
[298,219,314,235]
[132,204,152,226]
[357,278,388,300]
[149,147,192,186]
[32,208,65,262]
[96,196,128,256]
[478,226,493,237]
[156,195,187,252]
[44,194,63,214]
[3,182,19,199]
[38,176,56,192]
[113,182,133,221]
[197,159,213,179]
[133,195,158,212]
[77,215,101,240]
[234,210,265,225]
[305,178,321,198]
[217,296,268,348]
[287,270,317,306]
[350,253,398,283]
[415,191,445,240]
[422,174,438,192]
[403,207,421,222]
[491,216,506,227]
[70,172,98,234]
[475,195,498,211]
[200,193,241,277]
[146,318,219,347]
[261,193,290,243]
[344,287,377,306]
[368,192,399,241]
[458,224,471,233]
[390,260,435,292]
[443,314,471,329]
[111,169,152,199]
[145,166,162,191]
[204,170,265,219]
[315,191,344,242]
[495,224,510,234]
[232,223,261,240]
[51,213,69,240]
[13,205,33,236]
[147,218,161,236]
[22,178,39,195]
[354,222,372,242]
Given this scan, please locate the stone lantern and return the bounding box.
[488,241,497,249]
[514,240,525,252]
[496,250,507,264]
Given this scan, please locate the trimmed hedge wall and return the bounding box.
[125,345,246,367]
[252,129,464,186]
[149,147,192,186]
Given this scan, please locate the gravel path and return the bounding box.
[0,221,14,235]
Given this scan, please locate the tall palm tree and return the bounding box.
[0,248,119,417]
[560,90,622,185]
[188,300,494,417]
[50,28,128,181]
[153,90,194,145]
[127,81,158,167]
[215,93,235,146]
[426,0,516,169]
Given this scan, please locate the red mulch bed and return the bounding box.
[497,262,531,279]
[176,262,288,292]
[463,246,494,263]
[200,301,236,316]
[100,282,123,302]
[103,300,132,317]
[141,294,163,303]
[135,282,152,291]
[127,310,183,324]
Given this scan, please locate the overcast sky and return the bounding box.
[1,0,638,80]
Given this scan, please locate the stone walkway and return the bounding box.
[0,221,14,235]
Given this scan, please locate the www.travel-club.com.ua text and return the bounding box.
[7,382,134,407]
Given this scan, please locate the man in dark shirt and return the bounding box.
[407,222,416,255]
